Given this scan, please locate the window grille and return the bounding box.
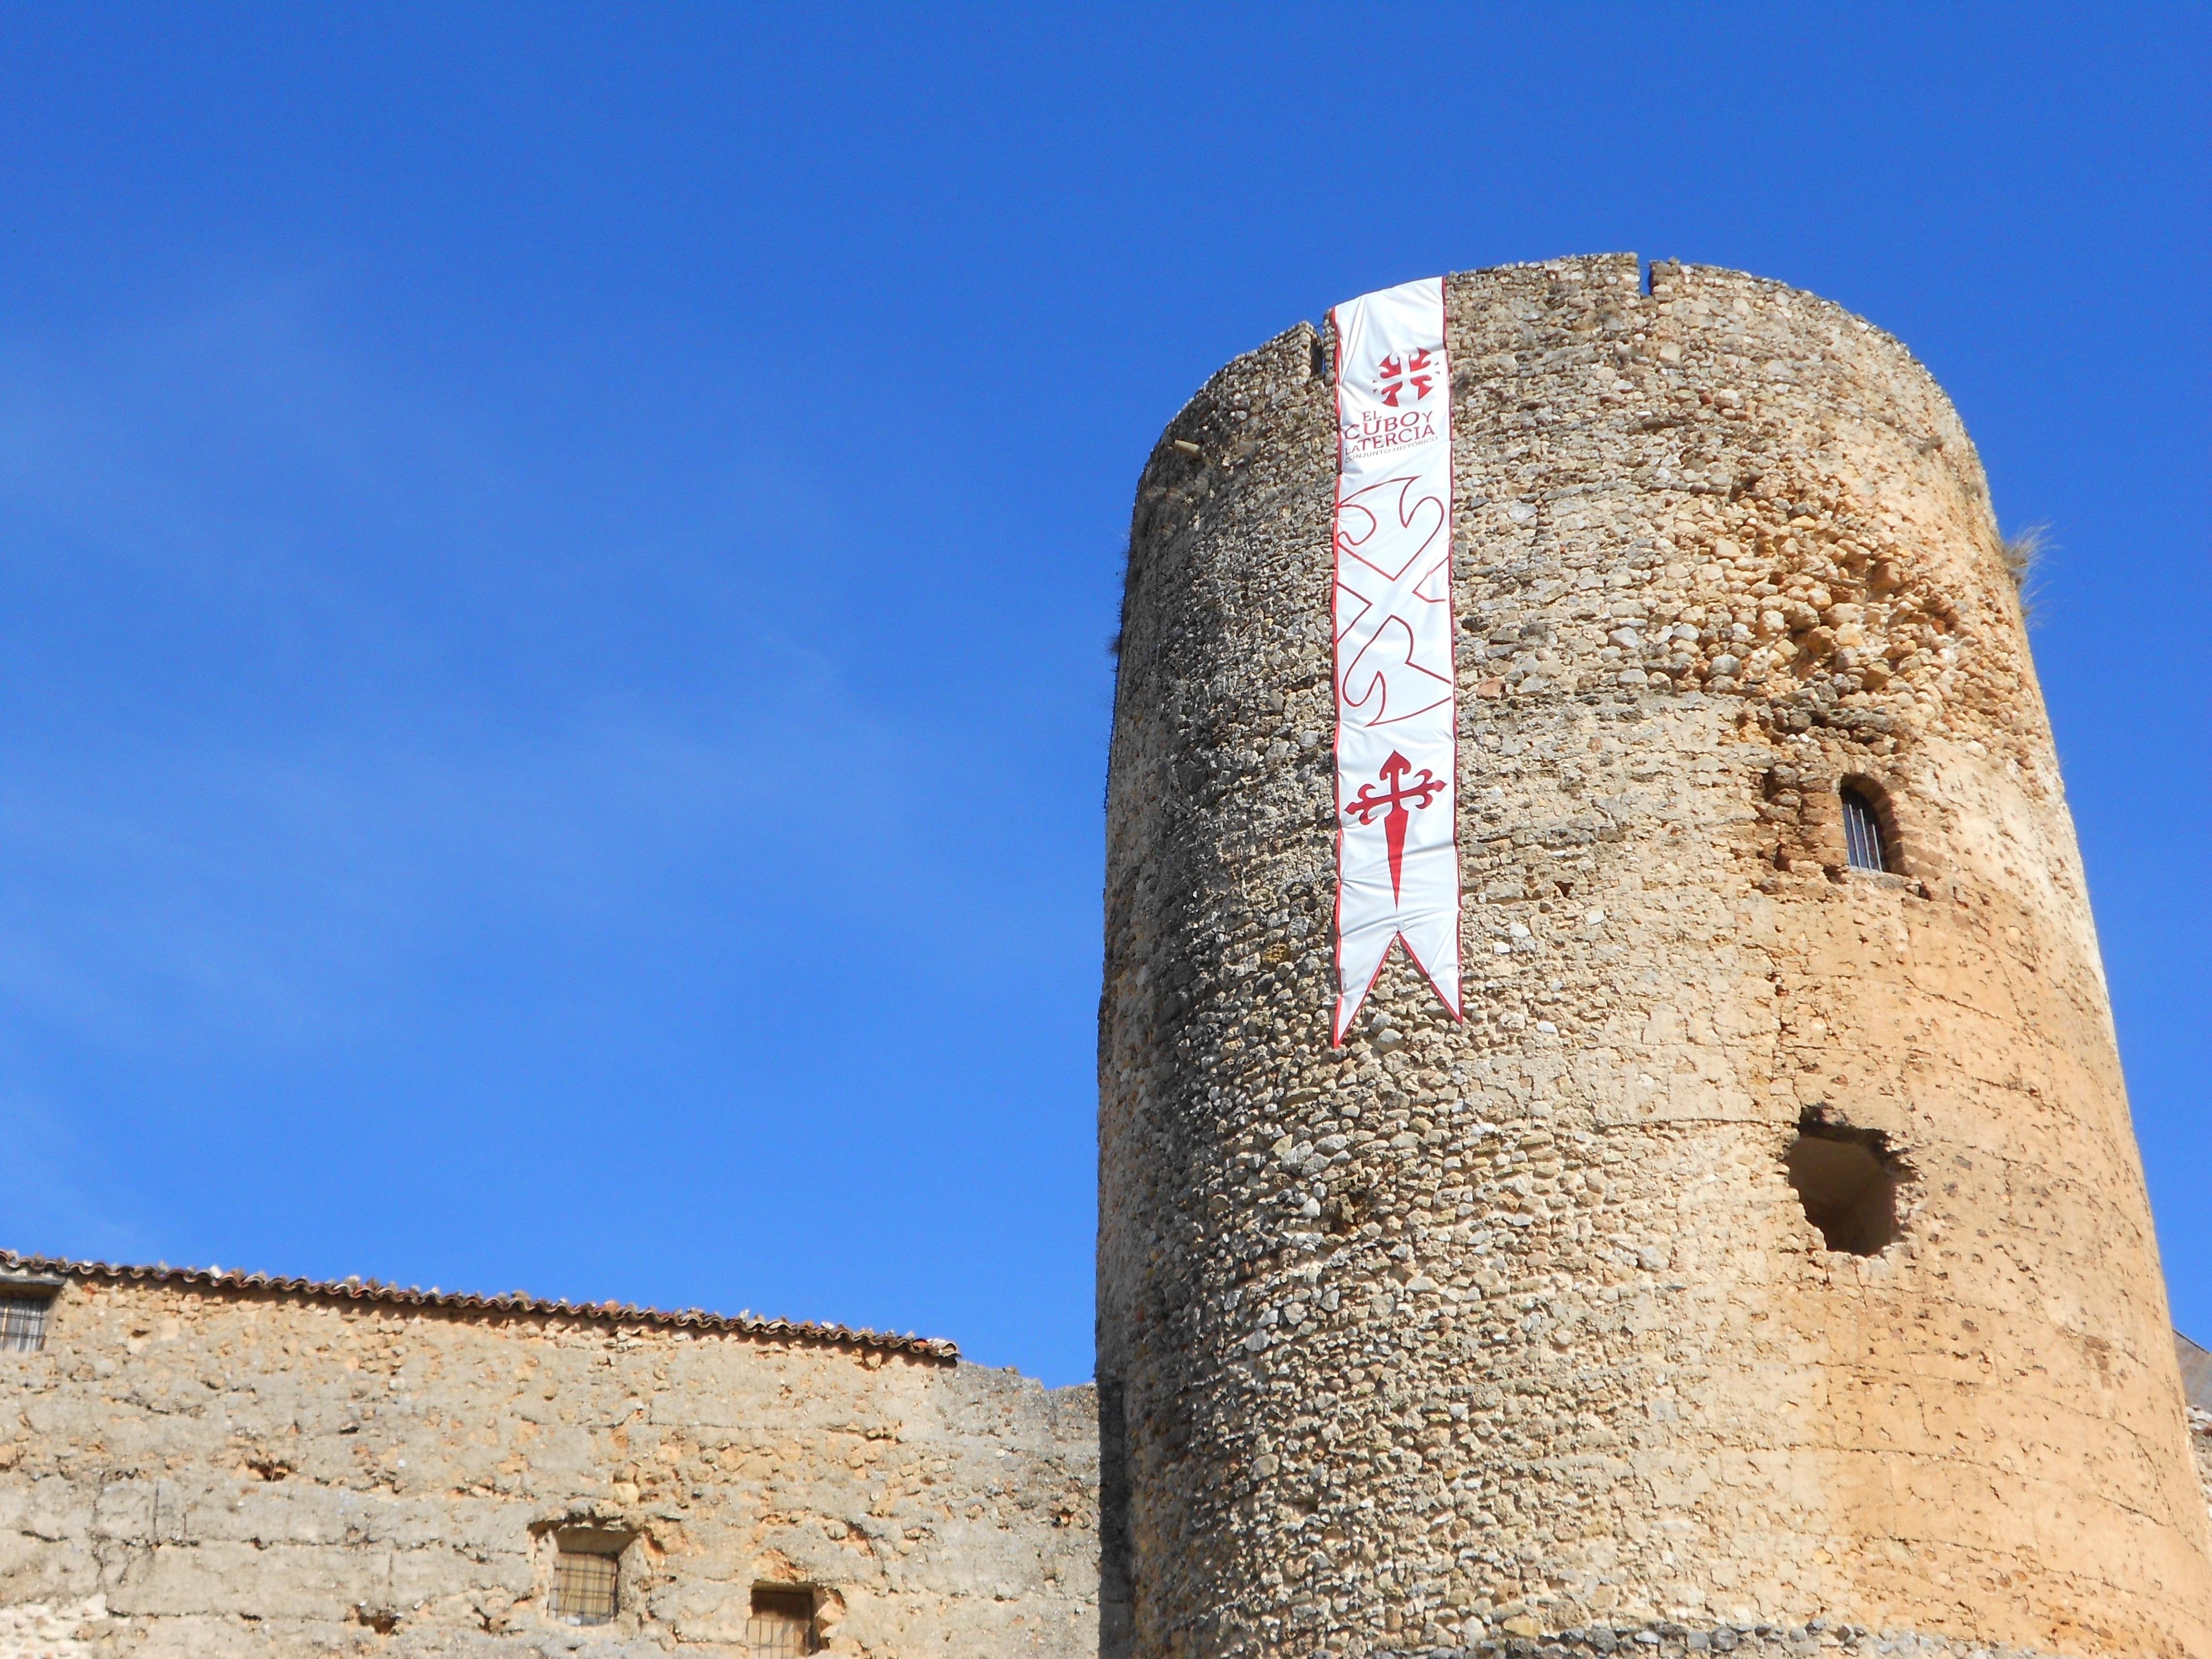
[552,1545,620,1624]
[0,1295,50,1353]
[747,1587,818,1656]
[1841,786,1888,873]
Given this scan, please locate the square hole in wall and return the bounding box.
[0,1290,54,1353]
[1785,1114,1906,1256]
[550,1529,626,1625]
[748,1586,819,1656]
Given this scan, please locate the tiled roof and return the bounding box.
[0,1249,958,1362]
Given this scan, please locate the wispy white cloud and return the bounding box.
[0,272,927,1059]
[0,1086,154,1261]
[0,702,925,1057]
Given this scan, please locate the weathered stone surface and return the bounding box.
[0,1275,1098,1656]
[6,253,2207,1659]
[2192,1411,2212,1531]
[1098,256,2212,1658]
[2180,1333,2212,1528]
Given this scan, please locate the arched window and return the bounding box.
[1841,784,1889,873]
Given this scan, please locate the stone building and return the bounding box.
[2181,1330,2212,1527]
[1099,257,2212,1658]
[5,257,2210,1659]
[0,1253,1098,1657]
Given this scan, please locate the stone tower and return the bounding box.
[1097,256,2212,1659]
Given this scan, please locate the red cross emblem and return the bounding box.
[1373,348,1436,407]
[1346,750,1444,902]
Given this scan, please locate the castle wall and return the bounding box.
[2194,1413,2212,1532]
[1099,256,2212,1659]
[0,1268,1099,1657]
[2181,1331,2212,1532]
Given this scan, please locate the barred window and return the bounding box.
[1841,785,1889,874]
[747,1587,819,1656]
[0,1294,51,1353]
[551,1541,620,1624]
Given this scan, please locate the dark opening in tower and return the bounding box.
[1785,1111,1907,1256]
[1841,783,1892,874]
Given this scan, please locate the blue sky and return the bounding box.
[0,5,2202,1385]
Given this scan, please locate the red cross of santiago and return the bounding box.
[1374,348,1436,407]
[1346,751,1444,903]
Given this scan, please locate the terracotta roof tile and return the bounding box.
[0,1248,958,1362]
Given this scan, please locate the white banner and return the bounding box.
[1330,278,1462,1045]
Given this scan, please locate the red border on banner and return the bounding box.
[1329,302,1348,1046]
[1328,278,1464,1048]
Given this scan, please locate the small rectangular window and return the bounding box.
[0,1294,51,1353]
[552,1542,620,1624]
[747,1587,818,1656]
[1841,787,1888,873]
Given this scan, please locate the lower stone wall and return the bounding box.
[4,1266,2204,1659]
[1378,1627,2079,1659]
[2192,1410,2212,1529]
[2179,1331,2212,1533]
[0,1272,1099,1657]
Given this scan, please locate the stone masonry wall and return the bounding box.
[0,1269,1099,1657]
[1098,256,2212,1659]
[2183,1332,2212,1533]
[2194,1412,2212,1532]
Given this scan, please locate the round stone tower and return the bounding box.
[1097,256,2212,1659]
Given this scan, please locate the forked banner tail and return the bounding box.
[1330,278,1462,1045]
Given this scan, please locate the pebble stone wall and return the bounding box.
[1097,256,2212,1659]
[2195,1411,2212,1526]
[0,1271,1099,1657]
